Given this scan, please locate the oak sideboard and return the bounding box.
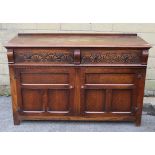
[5,33,151,126]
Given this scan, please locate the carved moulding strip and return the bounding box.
[14,49,74,64]
[81,50,141,64]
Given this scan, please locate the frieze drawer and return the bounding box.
[14,48,74,64]
[13,48,147,65]
[81,49,142,64]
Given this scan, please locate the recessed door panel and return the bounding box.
[86,73,134,84]
[21,73,69,84]
[111,89,132,112]
[48,90,70,112]
[22,89,43,111]
[85,90,106,112]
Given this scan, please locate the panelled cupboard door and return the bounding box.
[80,67,138,115]
[16,67,75,115]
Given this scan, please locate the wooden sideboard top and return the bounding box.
[5,33,151,48]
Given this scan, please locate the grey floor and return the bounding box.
[0,96,155,132]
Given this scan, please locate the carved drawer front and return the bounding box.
[17,67,75,114]
[81,49,142,64]
[81,68,138,115]
[14,48,74,64]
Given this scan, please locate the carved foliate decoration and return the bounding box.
[14,49,74,64]
[81,50,141,64]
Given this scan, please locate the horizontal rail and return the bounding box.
[21,84,74,89]
[81,84,135,89]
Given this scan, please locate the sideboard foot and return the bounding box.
[14,120,21,125]
[13,118,21,125]
[135,118,141,127]
[13,113,21,125]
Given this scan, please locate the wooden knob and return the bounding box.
[81,86,85,89]
[69,85,74,89]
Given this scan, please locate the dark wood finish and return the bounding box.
[81,49,142,64]
[6,33,151,126]
[74,49,81,65]
[14,48,74,64]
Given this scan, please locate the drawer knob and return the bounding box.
[81,86,85,89]
[69,85,74,89]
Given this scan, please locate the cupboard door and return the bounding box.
[81,68,137,115]
[17,67,75,115]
